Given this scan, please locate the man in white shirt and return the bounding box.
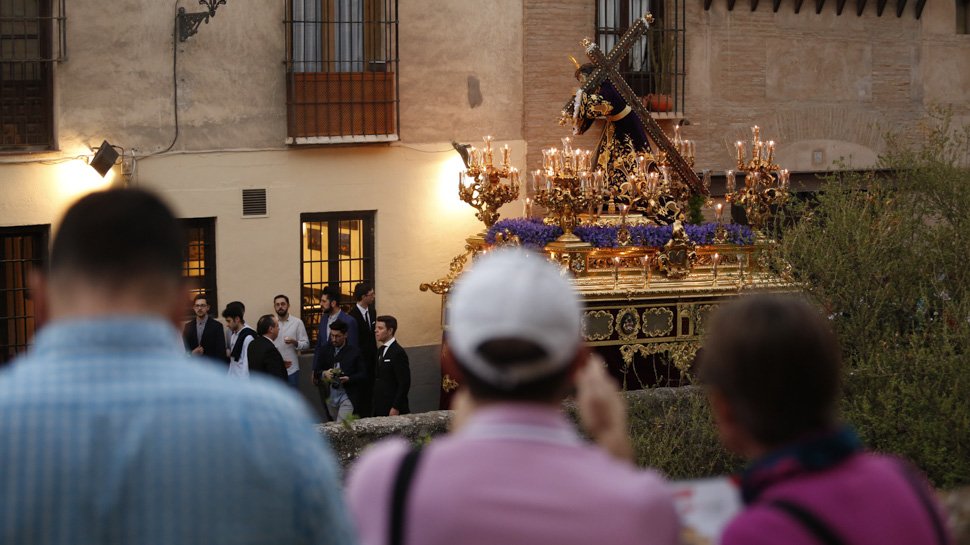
[222,301,256,378]
[272,294,309,389]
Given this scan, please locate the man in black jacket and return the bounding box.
[182,293,228,365]
[347,282,377,416]
[372,315,410,416]
[313,320,366,421]
[247,314,288,383]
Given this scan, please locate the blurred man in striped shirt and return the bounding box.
[0,188,355,545]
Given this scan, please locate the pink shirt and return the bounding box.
[724,453,952,545]
[346,404,679,545]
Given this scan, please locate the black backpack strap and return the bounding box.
[769,499,847,545]
[893,459,950,545]
[388,446,424,545]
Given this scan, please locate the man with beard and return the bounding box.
[272,294,309,389]
[182,292,228,365]
[312,287,358,383]
[313,320,365,422]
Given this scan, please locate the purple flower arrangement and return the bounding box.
[485,218,563,248]
[488,218,754,249]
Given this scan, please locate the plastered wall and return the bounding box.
[1,0,527,356]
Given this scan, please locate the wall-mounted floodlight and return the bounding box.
[451,141,471,169]
[89,140,120,177]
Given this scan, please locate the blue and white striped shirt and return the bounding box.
[0,317,357,545]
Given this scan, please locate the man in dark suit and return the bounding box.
[372,315,410,416]
[312,286,358,377]
[182,293,228,365]
[347,282,377,416]
[312,320,366,421]
[247,314,289,383]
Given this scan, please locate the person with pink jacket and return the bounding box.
[699,294,953,545]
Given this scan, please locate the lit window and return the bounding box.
[0,225,48,365]
[301,211,375,344]
[180,218,218,316]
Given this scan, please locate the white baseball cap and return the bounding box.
[447,248,583,389]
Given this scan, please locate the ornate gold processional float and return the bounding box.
[422,14,792,398]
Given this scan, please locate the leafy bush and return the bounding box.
[625,388,743,479]
[772,111,970,488]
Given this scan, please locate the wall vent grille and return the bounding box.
[242,189,267,216]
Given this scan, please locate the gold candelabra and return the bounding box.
[458,135,521,229]
[531,138,601,243]
[727,126,790,231]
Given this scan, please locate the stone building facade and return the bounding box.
[1,0,969,412]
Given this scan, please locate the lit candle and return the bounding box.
[594,169,604,191]
[715,203,723,223]
[752,125,760,143]
[780,169,790,189]
[674,124,681,144]
[483,135,493,165]
[713,252,720,281]
[766,140,775,164]
[531,170,542,193]
[726,170,736,193]
[501,144,511,167]
[736,141,745,164]
[561,137,572,155]
[524,197,533,217]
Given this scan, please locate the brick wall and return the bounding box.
[522,1,970,176]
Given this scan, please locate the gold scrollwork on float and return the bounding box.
[641,307,674,337]
[419,243,478,295]
[619,341,701,379]
[582,310,614,341]
[570,252,587,273]
[692,304,719,335]
[615,306,641,341]
[441,374,460,393]
[657,221,698,279]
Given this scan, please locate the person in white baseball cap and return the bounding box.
[445,247,585,394]
[345,248,679,545]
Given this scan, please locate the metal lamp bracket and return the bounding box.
[177,0,228,42]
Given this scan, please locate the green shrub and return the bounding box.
[626,388,744,479]
[772,111,970,488]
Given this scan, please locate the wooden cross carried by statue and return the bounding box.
[568,13,704,195]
